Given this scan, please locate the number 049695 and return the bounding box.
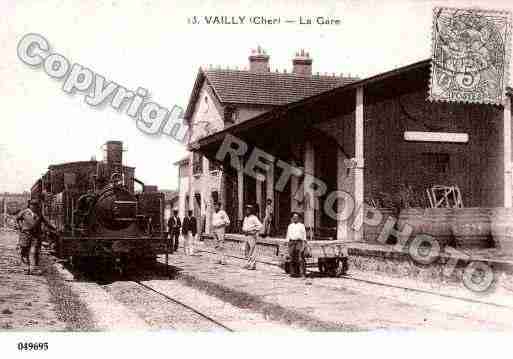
[17,342,49,351]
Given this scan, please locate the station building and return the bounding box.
[180,52,513,244]
[176,47,357,233]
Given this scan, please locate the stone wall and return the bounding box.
[199,233,513,292]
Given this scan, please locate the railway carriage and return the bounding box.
[31,141,171,274]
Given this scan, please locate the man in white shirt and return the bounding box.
[263,198,274,237]
[286,212,307,278]
[242,204,263,270]
[212,202,230,265]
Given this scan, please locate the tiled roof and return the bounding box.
[204,69,357,106]
[191,58,513,150]
[190,59,431,149]
[184,68,358,119]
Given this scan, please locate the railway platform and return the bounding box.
[163,242,513,331]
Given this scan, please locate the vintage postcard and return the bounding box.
[2,0,513,357]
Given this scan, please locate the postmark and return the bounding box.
[429,7,512,105]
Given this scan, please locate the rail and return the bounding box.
[134,281,234,331]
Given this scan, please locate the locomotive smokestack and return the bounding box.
[105,140,123,166]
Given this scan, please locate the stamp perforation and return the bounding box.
[429,6,512,106]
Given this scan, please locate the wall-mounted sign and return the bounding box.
[404,131,469,143]
[429,7,511,105]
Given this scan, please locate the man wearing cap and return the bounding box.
[263,198,274,237]
[286,212,307,278]
[212,202,230,265]
[242,204,263,270]
[168,209,181,253]
[16,200,56,275]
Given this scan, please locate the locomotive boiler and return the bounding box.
[31,141,171,274]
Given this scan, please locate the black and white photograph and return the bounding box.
[2,0,513,357]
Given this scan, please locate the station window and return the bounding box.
[421,152,450,174]
[224,105,238,124]
[193,153,203,175]
[179,163,189,177]
[211,191,219,204]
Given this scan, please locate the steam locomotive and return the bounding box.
[30,141,171,274]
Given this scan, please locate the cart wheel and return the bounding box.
[300,260,307,276]
[70,255,85,271]
[333,257,348,277]
[342,257,349,274]
[318,258,326,275]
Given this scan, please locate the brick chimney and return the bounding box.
[292,49,312,76]
[248,45,269,73]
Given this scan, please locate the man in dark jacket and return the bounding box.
[181,210,197,255]
[16,199,56,275]
[167,209,181,252]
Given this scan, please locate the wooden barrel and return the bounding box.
[422,208,454,247]
[396,208,426,245]
[490,207,513,254]
[451,208,492,249]
[363,207,396,244]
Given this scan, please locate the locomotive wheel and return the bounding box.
[69,256,97,275]
[69,255,84,271]
[137,255,158,268]
[114,257,128,278]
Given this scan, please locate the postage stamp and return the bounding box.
[429,7,512,105]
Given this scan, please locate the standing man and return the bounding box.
[211,202,230,265]
[16,199,56,275]
[167,209,181,253]
[181,210,197,255]
[242,205,263,270]
[286,212,307,278]
[263,198,274,237]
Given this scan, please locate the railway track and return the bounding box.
[132,281,234,331]
[59,255,293,331]
[101,279,235,331]
[103,277,297,331]
[193,248,513,310]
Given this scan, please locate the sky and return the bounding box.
[1,0,513,193]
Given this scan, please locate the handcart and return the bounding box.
[282,241,349,277]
